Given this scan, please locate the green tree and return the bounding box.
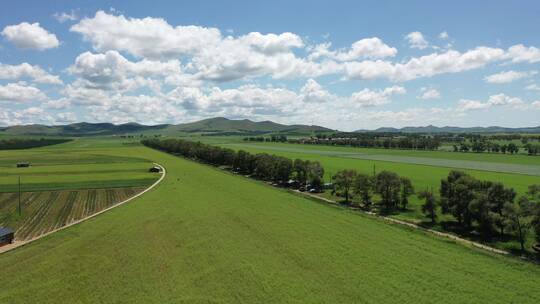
[333,170,358,203]
[374,171,401,212]
[353,173,373,208]
[293,159,309,185]
[504,196,535,252]
[440,171,477,229]
[418,190,438,223]
[399,177,414,210]
[487,183,516,236]
[307,161,324,191]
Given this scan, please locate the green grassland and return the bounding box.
[1,139,540,303]
[215,140,540,252]
[0,139,158,192]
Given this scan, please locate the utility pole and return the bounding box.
[18,176,21,216]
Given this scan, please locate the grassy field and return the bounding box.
[0,139,158,192]
[1,138,540,303]
[0,187,146,240]
[210,140,540,252]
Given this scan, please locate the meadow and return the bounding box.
[209,140,540,252]
[0,139,158,192]
[0,138,540,303]
[0,138,159,241]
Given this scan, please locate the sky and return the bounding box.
[1,0,539,131]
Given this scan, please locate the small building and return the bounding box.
[0,227,14,247]
[16,162,30,168]
[149,166,162,173]
[323,182,334,190]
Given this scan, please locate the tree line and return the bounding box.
[243,135,288,142]
[142,138,323,188]
[142,138,540,254]
[290,135,441,150]
[0,138,71,150]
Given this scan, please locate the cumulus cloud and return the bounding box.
[0,62,62,84]
[405,31,429,49]
[505,44,540,63]
[308,37,397,61]
[484,70,537,84]
[344,47,505,82]
[350,86,406,107]
[2,22,59,50]
[0,82,47,102]
[68,50,182,91]
[299,79,335,103]
[71,11,222,59]
[419,88,441,100]
[458,93,525,111]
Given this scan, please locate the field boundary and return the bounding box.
[0,163,166,254]
[291,190,516,257]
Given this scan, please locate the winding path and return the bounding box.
[0,163,166,254]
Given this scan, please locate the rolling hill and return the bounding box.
[356,125,540,133]
[0,117,332,137]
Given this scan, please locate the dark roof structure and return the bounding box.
[0,227,14,237]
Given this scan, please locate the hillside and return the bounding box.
[0,118,332,136]
[356,125,540,133]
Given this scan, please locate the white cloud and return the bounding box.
[0,82,47,102]
[299,79,335,103]
[56,112,77,123]
[458,93,525,111]
[0,62,62,84]
[309,38,397,61]
[345,47,505,82]
[419,88,441,100]
[484,70,537,84]
[405,31,429,49]
[525,83,540,91]
[438,31,449,40]
[53,10,78,23]
[531,101,540,110]
[350,86,406,107]
[68,50,184,92]
[1,22,59,50]
[505,44,540,63]
[71,11,223,59]
[71,11,321,82]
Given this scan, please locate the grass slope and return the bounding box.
[1,143,539,303]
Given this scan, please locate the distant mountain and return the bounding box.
[355,125,540,134]
[169,117,332,134]
[0,122,168,136]
[0,117,332,136]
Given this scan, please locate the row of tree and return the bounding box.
[330,168,540,252]
[331,170,414,212]
[141,138,323,188]
[243,135,288,142]
[437,171,540,251]
[0,138,71,150]
[142,138,540,253]
[291,136,441,150]
[452,142,520,154]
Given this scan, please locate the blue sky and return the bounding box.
[1,0,539,130]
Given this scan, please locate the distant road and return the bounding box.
[225,144,540,176]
